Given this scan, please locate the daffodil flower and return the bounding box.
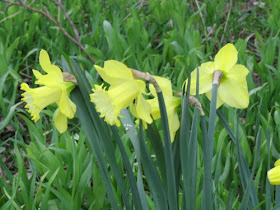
[148,76,181,142]
[268,159,280,185]
[21,50,76,133]
[188,43,249,109]
[90,60,152,126]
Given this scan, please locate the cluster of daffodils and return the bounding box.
[21,44,249,142]
[21,50,76,133]
[21,46,280,188]
[90,60,181,142]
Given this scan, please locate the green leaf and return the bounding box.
[111,126,143,209]
[138,120,168,210]
[146,122,167,186]
[157,91,178,209]
[67,58,131,209]
[239,128,261,209]
[202,83,218,210]
[266,127,271,210]
[217,110,259,207]
[180,72,191,210]
[120,109,148,210]
[0,102,21,131]
[62,56,119,209]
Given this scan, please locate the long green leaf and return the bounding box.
[187,108,198,210]
[111,125,143,209]
[180,74,191,210]
[70,88,119,209]
[69,58,132,209]
[202,83,218,210]
[217,110,259,207]
[157,91,178,209]
[138,120,168,210]
[146,122,167,187]
[120,109,148,210]
[266,127,271,210]
[62,57,119,209]
[239,128,261,209]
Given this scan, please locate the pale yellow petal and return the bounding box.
[153,76,173,97]
[169,110,180,143]
[54,109,68,133]
[39,50,62,74]
[268,165,280,185]
[110,80,141,112]
[148,98,161,119]
[205,90,224,109]
[32,70,43,80]
[58,87,76,119]
[39,50,52,73]
[94,60,134,85]
[35,71,63,87]
[135,94,152,124]
[218,65,249,109]
[214,43,238,72]
[187,62,215,95]
[275,159,280,167]
[168,98,181,142]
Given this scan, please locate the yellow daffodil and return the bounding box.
[187,43,249,109]
[90,60,152,126]
[268,159,280,185]
[148,76,181,142]
[21,50,76,133]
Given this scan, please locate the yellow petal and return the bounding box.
[110,80,141,112]
[32,70,43,80]
[168,98,181,142]
[135,94,152,124]
[94,60,134,85]
[187,62,215,95]
[218,64,249,109]
[39,50,62,75]
[268,165,280,185]
[148,98,161,119]
[205,90,224,109]
[35,71,63,87]
[58,87,76,119]
[54,109,68,133]
[275,159,280,167]
[152,76,173,97]
[214,43,238,72]
[39,50,52,73]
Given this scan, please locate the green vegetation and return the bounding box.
[0,0,280,209]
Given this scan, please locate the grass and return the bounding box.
[0,0,280,209]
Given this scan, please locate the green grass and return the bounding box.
[1,0,280,209]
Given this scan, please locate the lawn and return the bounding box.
[0,0,280,209]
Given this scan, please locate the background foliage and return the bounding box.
[0,0,280,209]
